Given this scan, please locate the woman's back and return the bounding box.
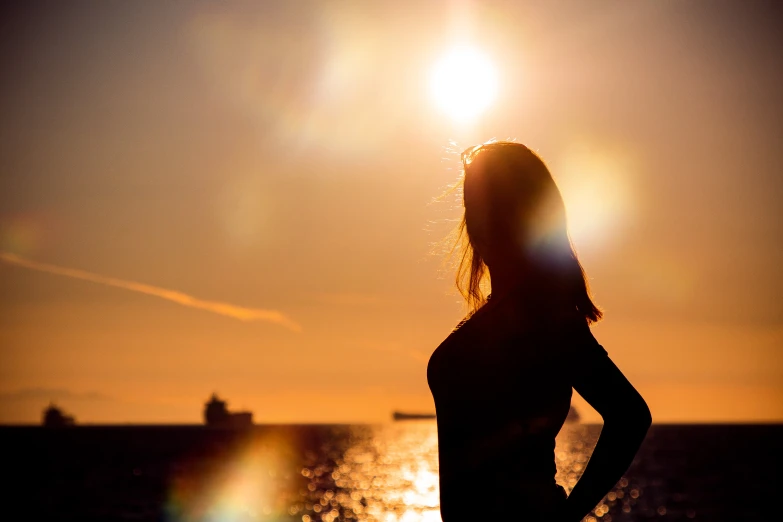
[427,288,608,520]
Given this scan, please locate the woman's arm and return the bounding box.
[560,355,652,522]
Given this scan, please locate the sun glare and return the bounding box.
[429,46,498,123]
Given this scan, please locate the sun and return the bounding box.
[429,46,498,123]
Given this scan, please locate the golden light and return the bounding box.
[429,46,498,123]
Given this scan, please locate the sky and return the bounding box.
[1,0,781,424]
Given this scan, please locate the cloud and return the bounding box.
[0,387,111,402]
[0,253,301,331]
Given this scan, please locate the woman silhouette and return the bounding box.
[427,142,651,521]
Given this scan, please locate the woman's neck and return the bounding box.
[487,263,528,300]
[487,258,555,301]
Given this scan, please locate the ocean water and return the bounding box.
[1,423,779,521]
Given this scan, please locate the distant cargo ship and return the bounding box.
[42,403,76,427]
[204,394,253,428]
[392,406,581,422]
[392,411,436,421]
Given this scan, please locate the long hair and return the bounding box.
[453,141,602,323]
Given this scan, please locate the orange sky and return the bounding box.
[1,0,781,424]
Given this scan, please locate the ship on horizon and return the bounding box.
[204,393,253,428]
[392,406,582,422]
[42,403,76,427]
[392,411,436,421]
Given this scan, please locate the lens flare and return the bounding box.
[553,145,636,249]
[0,214,52,257]
[166,430,299,522]
[185,3,405,157]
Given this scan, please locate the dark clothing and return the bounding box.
[427,289,607,521]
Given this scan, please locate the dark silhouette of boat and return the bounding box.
[42,403,75,427]
[204,393,253,428]
[392,406,581,422]
[392,411,436,421]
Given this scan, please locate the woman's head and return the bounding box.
[454,141,602,322]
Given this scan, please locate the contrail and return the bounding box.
[0,252,301,331]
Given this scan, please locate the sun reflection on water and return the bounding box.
[292,423,605,522]
[333,423,440,522]
[164,423,645,522]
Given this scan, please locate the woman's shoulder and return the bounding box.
[427,317,474,384]
[546,311,608,361]
[429,304,494,367]
[433,314,475,357]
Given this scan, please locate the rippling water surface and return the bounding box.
[2,423,779,521]
[162,423,601,522]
